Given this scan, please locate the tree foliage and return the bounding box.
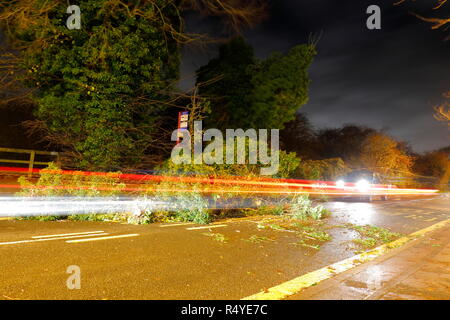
[180,0,268,32]
[1,0,184,169]
[414,151,450,189]
[196,37,315,130]
[359,132,414,179]
[280,112,317,159]
[434,92,450,128]
[316,125,377,164]
[159,145,299,179]
[395,0,449,32]
[0,0,267,170]
[295,158,350,181]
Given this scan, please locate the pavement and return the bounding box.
[0,194,448,300]
[287,223,450,300]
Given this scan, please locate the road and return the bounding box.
[0,195,448,300]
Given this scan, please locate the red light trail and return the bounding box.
[0,166,439,196]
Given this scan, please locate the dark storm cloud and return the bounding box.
[181,0,450,153]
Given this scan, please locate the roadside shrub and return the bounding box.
[16,162,127,221]
[126,209,154,225]
[172,193,210,224]
[285,195,329,220]
[259,204,285,216]
[133,192,210,224]
[243,202,285,216]
[18,163,125,197]
[157,149,300,179]
[295,158,350,180]
[149,148,300,222]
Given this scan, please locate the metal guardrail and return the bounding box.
[0,147,60,177]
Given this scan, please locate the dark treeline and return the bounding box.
[280,112,450,188]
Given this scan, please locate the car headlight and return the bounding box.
[336,180,345,188]
[356,179,370,192]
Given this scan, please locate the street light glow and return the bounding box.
[356,179,370,192]
[336,180,346,188]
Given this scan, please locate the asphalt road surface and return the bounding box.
[0,195,448,300]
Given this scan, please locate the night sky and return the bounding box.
[180,0,450,153]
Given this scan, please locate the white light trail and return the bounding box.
[0,196,167,217]
[0,196,267,218]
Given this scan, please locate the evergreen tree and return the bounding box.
[196,37,315,130]
[1,0,181,169]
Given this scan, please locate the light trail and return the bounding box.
[0,164,440,218]
[0,166,439,196]
[0,166,419,191]
[0,196,224,217]
[0,196,159,217]
[0,183,439,196]
[0,195,285,218]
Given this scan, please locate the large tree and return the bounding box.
[195,37,255,129]
[280,112,318,159]
[1,0,182,169]
[315,125,377,164]
[196,36,316,130]
[414,150,450,189]
[359,132,414,181]
[0,0,266,170]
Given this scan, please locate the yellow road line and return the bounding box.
[66,233,139,243]
[186,224,227,230]
[242,218,450,300]
[0,233,109,246]
[32,231,104,239]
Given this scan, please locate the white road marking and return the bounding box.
[159,222,194,228]
[66,233,139,243]
[32,231,105,239]
[0,233,109,246]
[186,224,227,230]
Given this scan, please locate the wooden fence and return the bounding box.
[0,147,60,177]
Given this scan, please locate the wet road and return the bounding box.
[0,195,448,300]
[286,223,450,300]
